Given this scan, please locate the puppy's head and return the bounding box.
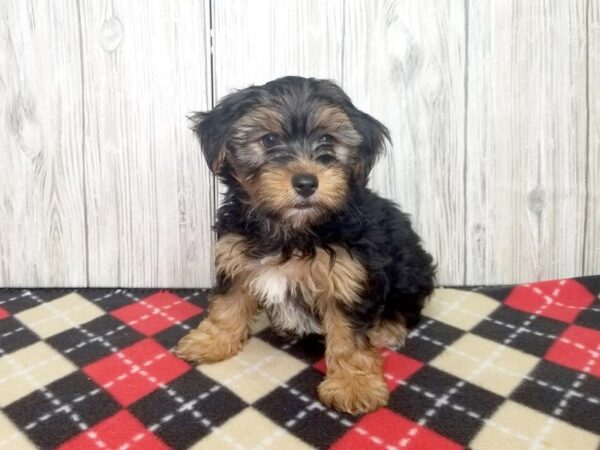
[191,76,389,227]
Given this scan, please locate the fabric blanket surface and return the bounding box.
[0,277,599,450]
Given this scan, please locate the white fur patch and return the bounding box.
[248,256,322,335]
[248,262,289,306]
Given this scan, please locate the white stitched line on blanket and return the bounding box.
[228,340,477,450]
[98,337,298,450]
[406,288,483,342]
[410,331,600,405]
[110,339,300,450]
[398,289,494,447]
[398,280,566,448]
[0,291,118,339]
[61,292,197,357]
[0,291,109,450]
[393,376,533,445]
[114,342,297,450]
[181,290,204,301]
[0,301,189,384]
[0,289,31,306]
[14,290,133,331]
[544,301,600,312]
[226,330,538,450]
[337,372,536,450]
[1,326,26,338]
[220,340,358,449]
[5,290,241,449]
[0,288,210,449]
[121,290,192,332]
[29,320,241,449]
[0,346,103,449]
[432,297,600,357]
[527,283,600,450]
[531,343,600,450]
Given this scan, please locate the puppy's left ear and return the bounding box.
[349,109,390,184]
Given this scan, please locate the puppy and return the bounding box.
[175,76,435,414]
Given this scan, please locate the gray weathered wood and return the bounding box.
[79,0,213,287]
[341,0,466,285]
[0,0,87,286]
[466,0,588,284]
[586,2,600,275]
[212,0,344,93]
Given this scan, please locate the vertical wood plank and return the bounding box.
[342,0,466,285]
[212,0,345,95]
[0,0,86,286]
[80,0,213,287]
[586,2,600,274]
[466,0,588,284]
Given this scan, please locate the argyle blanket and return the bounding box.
[0,277,599,450]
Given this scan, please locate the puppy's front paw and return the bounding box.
[317,371,389,415]
[175,320,244,364]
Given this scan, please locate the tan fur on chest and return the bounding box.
[214,234,367,334]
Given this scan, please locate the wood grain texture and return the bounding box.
[466,0,588,284]
[586,2,600,274]
[0,0,86,286]
[341,0,466,285]
[79,0,213,287]
[212,0,344,94]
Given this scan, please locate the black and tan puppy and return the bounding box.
[175,76,435,414]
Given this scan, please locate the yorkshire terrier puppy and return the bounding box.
[175,76,435,414]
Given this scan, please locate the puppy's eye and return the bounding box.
[261,133,281,148]
[319,134,335,145]
[316,154,336,164]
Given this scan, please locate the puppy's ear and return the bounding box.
[349,109,390,184]
[189,88,261,174]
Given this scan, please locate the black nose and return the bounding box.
[292,173,318,197]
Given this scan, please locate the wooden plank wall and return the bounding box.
[0,0,87,286]
[1,0,213,287]
[0,0,598,287]
[79,0,213,287]
[587,2,600,276]
[466,1,589,284]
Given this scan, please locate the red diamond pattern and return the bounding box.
[83,339,190,406]
[0,307,9,319]
[59,410,169,450]
[331,408,463,450]
[381,350,424,390]
[545,324,600,378]
[111,292,203,335]
[505,279,594,323]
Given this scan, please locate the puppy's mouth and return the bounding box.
[290,198,318,210]
[291,203,315,210]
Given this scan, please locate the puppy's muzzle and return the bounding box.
[292,173,319,198]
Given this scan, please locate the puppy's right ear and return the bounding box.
[189,88,261,174]
[188,110,226,174]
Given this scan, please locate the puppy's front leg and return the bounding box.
[317,304,389,415]
[175,284,257,364]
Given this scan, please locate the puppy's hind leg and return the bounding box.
[175,284,257,364]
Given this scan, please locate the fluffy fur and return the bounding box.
[176,76,435,414]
